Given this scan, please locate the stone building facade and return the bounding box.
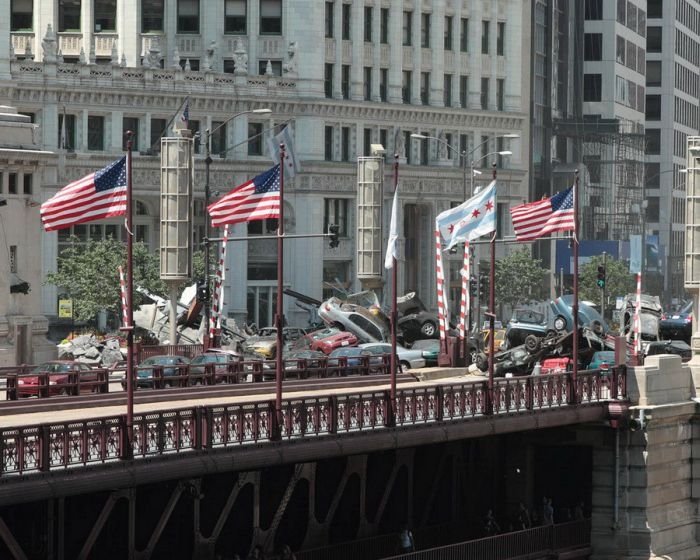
[3,0,529,332]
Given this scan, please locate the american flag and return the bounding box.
[40,157,127,232]
[181,98,190,127]
[208,164,281,227]
[510,185,575,242]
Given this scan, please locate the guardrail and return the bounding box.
[0,369,625,476]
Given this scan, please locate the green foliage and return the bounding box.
[579,255,635,304]
[494,247,548,307]
[44,236,172,322]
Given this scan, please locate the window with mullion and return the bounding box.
[325,2,334,38]
[225,0,247,34]
[11,0,33,31]
[248,122,263,155]
[342,3,351,40]
[324,198,349,236]
[444,16,453,50]
[142,0,163,32]
[87,115,104,151]
[421,13,430,48]
[260,0,281,34]
[364,6,373,42]
[403,11,412,46]
[94,0,116,32]
[177,0,199,34]
[59,0,82,32]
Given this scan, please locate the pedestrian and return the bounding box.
[542,497,554,525]
[574,501,585,520]
[247,545,265,560]
[484,509,500,536]
[398,526,415,553]
[517,502,531,530]
[280,544,296,560]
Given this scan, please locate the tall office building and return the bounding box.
[2,1,528,340]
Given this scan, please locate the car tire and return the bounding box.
[420,320,437,338]
[591,320,604,336]
[475,352,488,371]
[400,360,410,371]
[525,335,541,353]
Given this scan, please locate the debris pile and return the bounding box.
[57,334,126,368]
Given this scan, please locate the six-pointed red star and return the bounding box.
[448,224,454,233]
[485,200,494,211]
[471,208,480,218]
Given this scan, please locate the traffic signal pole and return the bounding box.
[601,251,607,317]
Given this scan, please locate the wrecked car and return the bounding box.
[622,294,662,345]
[397,292,442,341]
[319,291,389,343]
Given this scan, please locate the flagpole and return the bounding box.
[390,153,399,427]
[125,131,135,458]
[488,164,496,413]
[571,170,580,404]
[274,144,286,439]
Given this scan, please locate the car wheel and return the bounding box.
[525,335,541,353]
[400,360,410,371]
[591,320,604,336]
[420,320,438,338]
[469,347,479,365]
[475,352,488,371]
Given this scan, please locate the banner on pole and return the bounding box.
[629,235,642,274]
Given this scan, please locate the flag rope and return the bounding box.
[118,265,128,327]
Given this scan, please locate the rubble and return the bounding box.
[57,334,126,367]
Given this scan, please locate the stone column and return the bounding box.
[431,8,444,107]
[387,0,402,103]
[350,0,364,101]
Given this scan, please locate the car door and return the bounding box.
[78,363,99,394]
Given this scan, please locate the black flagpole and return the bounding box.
[487,163,496,414]
[124,131,135,458]
[389,153,399,427]
[571,170,580,404]
[275,146,286,439]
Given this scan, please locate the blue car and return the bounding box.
[659,301,693,343]
[549,295,608,336]
[587,351,616,372]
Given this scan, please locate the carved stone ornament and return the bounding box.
[41,24,58,63]
[265,60,273,76]
[78,47,86,64]
[110,40,119,64]
[282,41,297,76]
[233,39,248,75]
[172,46,181,69]
[25,41,34,61]
[143,38,162,69]
[203,40,216,71]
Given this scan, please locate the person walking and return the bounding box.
[542,497,554,526]
[398,526,415,553]
[517,502,531,530]
[484,509,501,536]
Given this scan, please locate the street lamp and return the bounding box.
[203,108,271,347]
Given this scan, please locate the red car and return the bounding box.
[292,327,358,355]
[16,360,102,398]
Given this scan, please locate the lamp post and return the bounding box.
[203,108,271,347]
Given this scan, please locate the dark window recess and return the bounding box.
[225,0,246,34]
[180,58,200,71]
[23,174,32,195]
[380,8,389,43]
[342,3,351,40]
[11,0,33,31]
[325,64,334,98]
[585,0,603,20]
[58,113,76,150]
[142,0,164,32]
[123,117,139,151]
[177,0,199,34]
[647,27,662,52]
[341,127,350,161]
[94,0,116,31]
[325,2,334,38]
[59,0,81,31]
[150,118,167,152]
[646,129,661,154]
[8,173,17,195]
[87,115,105,151]
[584,33,602,60]
[248,122,263,155]
[324,126,334,161]
[258,60,282,76]
[583,74,602,101]
[647,0,662,19]
[260,0,282,34]
[223,59,236,73]
[645,95,661,120]
[364,6,373,42]
[341,65,350,99]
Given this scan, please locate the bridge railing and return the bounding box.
[0,371,624,476]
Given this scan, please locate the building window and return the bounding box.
[380,68,388,101]
[404,131,412,164]
[211,121,227,157]
[341,127,350,161]
[421,13,431,48]
[617,0,626,23]
[460,18,468,52]
[94,0,116,32]
[87,115,105,151]
[341,64,350,99]
[444,74,452,106]
[324,199,349,237]
[403,11,412,46]
[225,0,246,34]
[177,0,199,33]
[496,22,505,55]
[648,0,662,18]
[260,0,281,34]
[420,137,428,165]
[583,74,602,101]
[325,63,334,98]
[9,246,17,274]
[342,3,351,40]
[123,117,139,151]
[258,60,281,75]
[496,78,504,110]
[421,72,430,105]
[324,126,334,160]
[223,59,236,73]
[585,0,603,20]
[181,58,200,71]
[646,95,661,120]
[482,21,490,54]
[23,174,32,195]
[8,173,17,195]
[480,77,489,109]
[481,135,489,162]
[584,33,603,61]
[58,113,76,150]
[402,70,412,104]
[11,0,33,31]
[248,122,263,155]
[325,1,334,38]
[444,134,453,160]
[364,67,372,101]
[379,128,387,153]
[646,129,661,154]
[380,8,389,43]
[363,128,372,156]
[142,0,163,32]
[149,118,167,153]
[646,60,661,87]
[59,0,82,32]
[460,76,468,108]
[444,16,453,50]
[647,27,661,52]
[616,35,626,64]
[364,6,372,42]
[323,262,350,300]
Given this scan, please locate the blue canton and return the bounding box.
[253,164,281,194]
[94,157,127,192]
[550,186,573,211]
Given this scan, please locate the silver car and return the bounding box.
[318,292,389,343]
[359,342,426,370]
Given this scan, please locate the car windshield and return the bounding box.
[330,348,366,357]
[143,356,186,365]
[411,340,440,351]
[32,362,72,373]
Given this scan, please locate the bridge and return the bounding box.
[0,354,696,559]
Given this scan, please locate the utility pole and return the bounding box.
[601,251,607,318]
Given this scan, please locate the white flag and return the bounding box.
[267,125,300,178]
[385,188,399,269]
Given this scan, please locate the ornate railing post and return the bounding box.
[194,406,204,450]
[329,395,338,434]
[270,401,281,441]
[120,415,133,460]
[40,425,51,472]
[384,390,395,427]
[435,385,444,421]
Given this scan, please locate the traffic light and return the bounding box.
[469,277,478,298]
[596,265,606,289]
[196,280,211,302]
[478,274,489,298]
[328,224,340,248]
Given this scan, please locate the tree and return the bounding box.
[45,237,172,323]
[494,247,548,308]
[579,255,635,309]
